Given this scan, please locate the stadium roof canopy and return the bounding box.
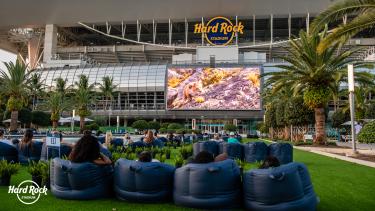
[0,0,334,28]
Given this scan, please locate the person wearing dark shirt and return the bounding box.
[193,151,214,163]
[259,156,280,169]
[69,134,112,165]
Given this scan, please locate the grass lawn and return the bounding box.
[0,139,374,210]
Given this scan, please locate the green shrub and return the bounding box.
[131,120,149,131]
[0,160,20,177]
[332,109,350,128]
[85,122,100,131]
[235,158,245,168]
[161,123,169,129]
[174,156,185,168]
[176,128,186,134]
[31,111,51,127]
[358,121,375,143]
[168,123,183,130]
[148,121,161,130]
[159,128,168,133]
[27,161,49,185]
[179,145,193,159]
[224,124,237,132]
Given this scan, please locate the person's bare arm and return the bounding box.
[93,153,112,165]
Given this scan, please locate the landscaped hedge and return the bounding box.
[358,121,375,143]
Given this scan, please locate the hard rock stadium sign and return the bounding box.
[194,16,244,46]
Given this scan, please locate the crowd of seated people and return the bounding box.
[191,150,280,170]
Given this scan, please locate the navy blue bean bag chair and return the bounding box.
[40,142,72,161]
[268,143,293,164]
[174,159,241,209]
[193,141,219,157]
[97,136,105,144]
[128,141,146,149]
[158,137,168,143]
[114,159,175,202]
[0,142,18,163]
[236,135,242,142]
[100,145,112,159]
[144,139,164,148]
[50,158,113,200]
[219,142,244,159]
[243,162,318,211]
[243,142,268,163]
[16,141,43,164]
[111,138,124,147]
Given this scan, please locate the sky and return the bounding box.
[0,49,17,72]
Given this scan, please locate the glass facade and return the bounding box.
[35,63,167,110]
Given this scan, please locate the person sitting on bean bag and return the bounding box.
[210,133,223,142]
[193,151,214,164]
[0,129,12,146]
[214,153,228,162]
[259,156,280,169]
[227,132,240,144]
[69,134,112,165]
[138,151,159,162]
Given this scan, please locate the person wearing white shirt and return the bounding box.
[0,129,13,146]
[210,133,223,142]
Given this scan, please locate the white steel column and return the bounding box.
[185,18,188,47]
[137,20,141,42]
[43,24,57,63]
[201,17,204,46]
[169,18,172,46]
[288,13,292,39]
[235,16,238,45]
[28,35,42,69]
[306,13,310,34]
[270,14,273,45]
[121,21,126,38]
[253,15,256,45]
[153,19,157,44]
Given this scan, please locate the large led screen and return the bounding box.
[167,67,261,110]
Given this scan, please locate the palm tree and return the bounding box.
[311,0,375,53]
[74,75,95,132]
[55,77,70,97]
[28,73,45,110]
[99,76,117,110]
[42,92,70,129]
[0,59,30,132]
[264,29,366,143]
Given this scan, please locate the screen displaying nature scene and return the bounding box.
[167,67,261,110]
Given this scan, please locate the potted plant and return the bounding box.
[28,161,48,187]
[174,156,184,168]
[0,160,20,186]
[40,161,50,189]
[165,148,171,159]
[179,147,190,160]
[235,158,246,175]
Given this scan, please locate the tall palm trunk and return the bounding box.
[52,121,58,129]
[314,108,326,144]
[105,96,108,110]
[10,110,19,132]
[80,116,85,132]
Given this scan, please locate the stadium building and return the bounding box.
[1,0,374,133]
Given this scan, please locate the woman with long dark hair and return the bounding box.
[20,129,34,150]
[69,134,112,165]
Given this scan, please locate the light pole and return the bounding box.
[348,64,357,154]
[108,108,112,128]
[116,115,120,133]
[71,109,75,133]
